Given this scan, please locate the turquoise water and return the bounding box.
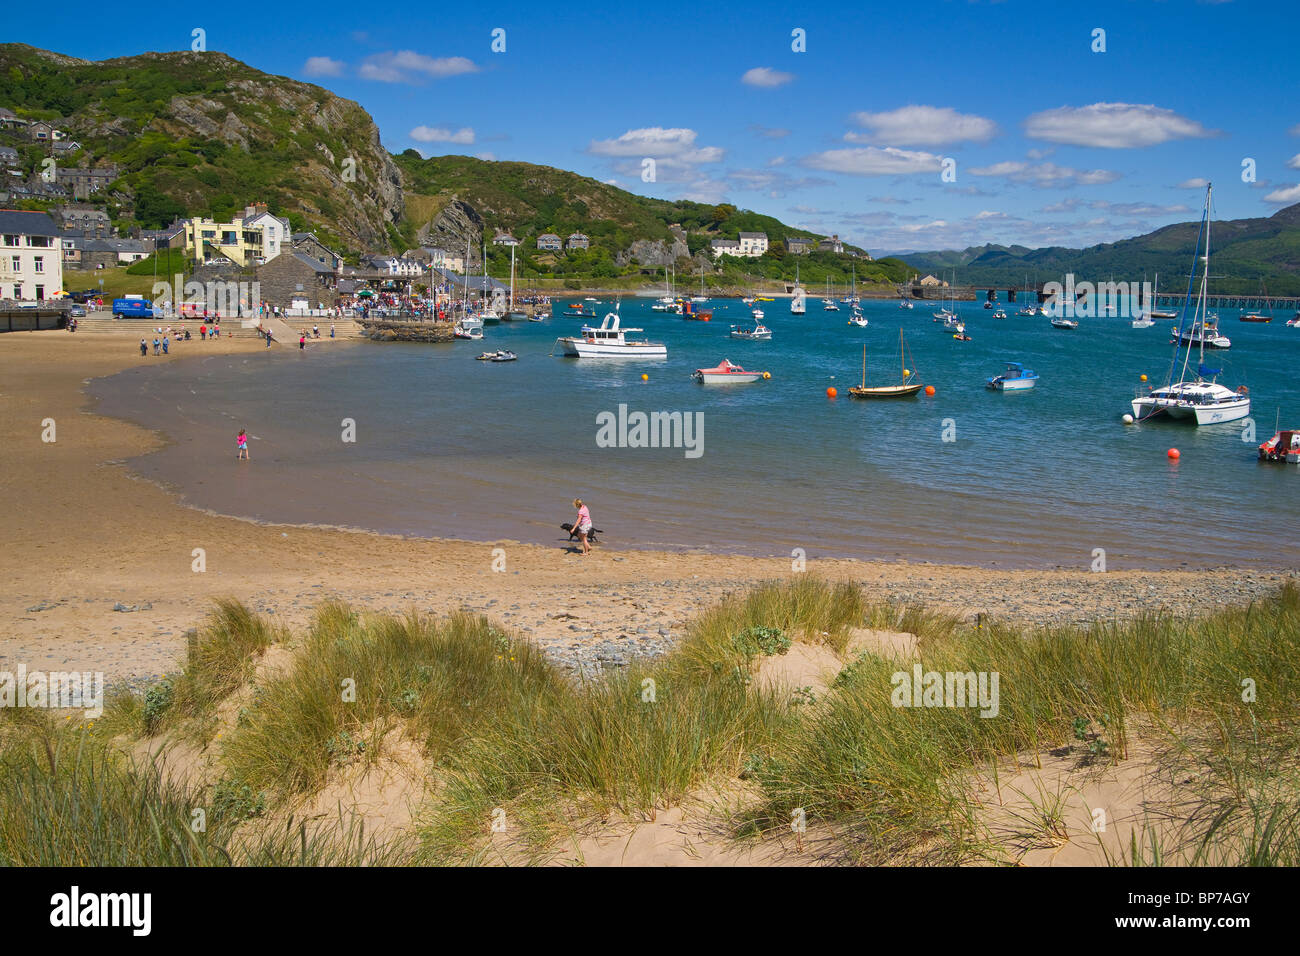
[90,296,1300,569]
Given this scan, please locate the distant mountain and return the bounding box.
[900,203,1300,296]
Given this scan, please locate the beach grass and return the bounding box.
[0,712,405,866]
[4,580,1295,865]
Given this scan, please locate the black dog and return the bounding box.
[560,522,602,544]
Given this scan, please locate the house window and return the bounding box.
[35,285,44,300]
[3,235,17,247]
[34,256,43,273]
[29,235,51,247]
[10,255,19,271]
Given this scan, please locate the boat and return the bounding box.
[692,268,708,303]
[1176,320,1231,349]
[1132,313,1155,329]
[952,333,972,341]
[1240,281,1273,322]
[790,263,806,315]
[1288,316,1300,327]
[730,319,772,340]
[847,310,868,327]
[584,296,598,302]
[1016,305,1037,317]
[1258,429,1300,463]
[823,277,840,311]
[1050,316,1078,330]
[983,300,993,310]
[993,309,1007,320]
[680,300,712,321]
[751,308,765,321]
[693,358,767,384]
[899,298,914,310]
[490,349,517,363]
[848,330,924,398]
[933,308,956,321]
[555,311,667,358]
[1131,184,1251,426]
[453,322,484,340]
[1148,273,1179,319]
[986,362,1039,391]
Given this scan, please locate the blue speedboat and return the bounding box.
[986,362,1039,391]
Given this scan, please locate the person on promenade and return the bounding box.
[140,338,147,357]
[236,428,249,461]
[199,324,206,340]
[330,324,335,338]
[313,324,319,338]
[161,335,169,355]
[152,337,161,355]
[265,328,273,348]
[572,498,593,555]
[299,333,306,350]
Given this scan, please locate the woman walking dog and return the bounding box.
[572,498,593,555]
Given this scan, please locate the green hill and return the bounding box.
[900,202,1300,296]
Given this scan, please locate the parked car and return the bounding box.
[69,305,86,317]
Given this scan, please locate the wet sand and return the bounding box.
[1,329,1293,681]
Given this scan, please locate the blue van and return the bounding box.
[112,298,154,318]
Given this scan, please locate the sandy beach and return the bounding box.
[0,328,1293,683]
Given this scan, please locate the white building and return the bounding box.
[738,232,768,257]
[710,238,741,259]
[0,210,63,302]
[362,254,424,278]
[492,232,520,247]
[241,206,291,262]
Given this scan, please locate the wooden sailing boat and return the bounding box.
[849,329,924,398]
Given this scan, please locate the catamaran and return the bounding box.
[849,329,923,398]
[555,312,667,358]
[1131,184,1251,426]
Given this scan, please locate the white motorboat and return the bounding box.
[1132,314,1155,328]
[986,362,1038,391]
[693,358,767,384]
[992,309,1007,319]
[555,312,667,358]
[454,322,484,340]
[1131,183,1250,426]
[899,299,914,310]
[1176,321,1231,349]
[848,310,868,327]
[730,320,772,340]
[1050,316,1078,330]
[751,308,765,321]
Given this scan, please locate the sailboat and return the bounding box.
[823,276,839,311]
[1131,183,1251,426]
[1148,273,1179,320]
[849,330,923,398]
[692,267,708,303]
[790,262,806,315]
[507,244,527,320]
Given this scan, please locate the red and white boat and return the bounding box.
[1259,430,1300,463]
[692,358,768,384]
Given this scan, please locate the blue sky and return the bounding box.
[14,0,1300,255]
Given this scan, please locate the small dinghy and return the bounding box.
[693,358,768,384]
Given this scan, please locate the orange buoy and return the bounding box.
[826,386,838,398]
[1167,448,1180,460]
[1140,374,1148,382]
[641,373,649,381]
[924,385,936,396]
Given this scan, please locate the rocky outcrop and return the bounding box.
[616,237,691,268]
[359,319,456,342]
[419,200,485,266]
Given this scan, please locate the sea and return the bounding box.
[88,296,1300,570]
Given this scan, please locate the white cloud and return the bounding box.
[801,146,944,176]
[741,67,794,88]
[1025,103,1214,148]
[358,51,479,84]
[1263,183,1300,204]
[588,127,723,164]
[303,56,345,78]
[970,160,1120,187]
[1287,153,1300,170]
[1177,177,1210,189]
[410,126,475,145]
[847,105,996,146]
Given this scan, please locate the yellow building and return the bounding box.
[182,203,291,267]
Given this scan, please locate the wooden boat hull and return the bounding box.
[849,383,923,398]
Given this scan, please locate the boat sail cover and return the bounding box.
[1198,363,1222,377]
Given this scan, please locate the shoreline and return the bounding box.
[1,329,1294,682]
